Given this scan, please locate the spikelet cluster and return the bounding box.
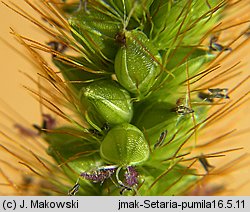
[0,0,249,195]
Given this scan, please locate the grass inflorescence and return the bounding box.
[0,0,249,195]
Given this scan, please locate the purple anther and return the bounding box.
[47,41,67,56]
[124,166,139,187]
[42,114,56,130]
[80,168,116,184]
[14,123,38,137]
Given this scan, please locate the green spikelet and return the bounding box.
[1,0,249,196]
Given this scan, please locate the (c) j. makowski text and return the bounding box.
[19,200,79,209]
